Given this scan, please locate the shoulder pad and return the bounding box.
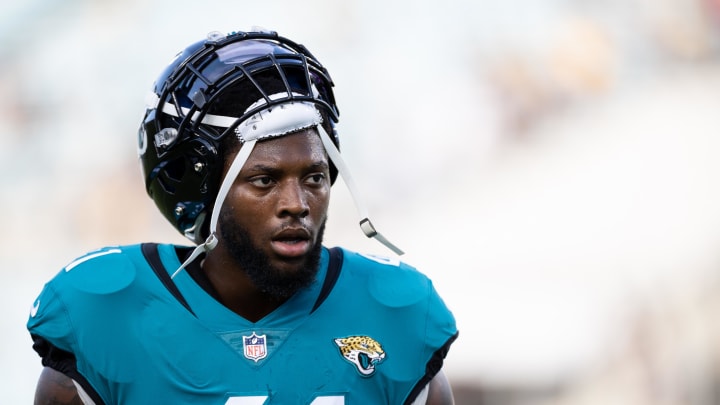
[59,246,137,294]
[346,250,430,307]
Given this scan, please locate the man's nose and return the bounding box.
[278,180,310,218]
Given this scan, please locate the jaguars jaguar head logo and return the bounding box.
[334,335,386,376]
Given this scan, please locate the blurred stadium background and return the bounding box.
[3,0,720,403]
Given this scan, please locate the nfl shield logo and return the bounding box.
[243,332,267,362]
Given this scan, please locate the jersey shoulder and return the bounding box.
[54,245,142,292]
[27,244,154,345]
[338,248,439,308]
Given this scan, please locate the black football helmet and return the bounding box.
[138,29,340,244]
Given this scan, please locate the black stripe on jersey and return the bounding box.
[310,247,343,313]
[31,334,106,405]
[141,243,196,316]
[404,331,460,405]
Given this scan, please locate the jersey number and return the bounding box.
[226,395,344,404]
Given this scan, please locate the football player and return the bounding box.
[28,28,458,404]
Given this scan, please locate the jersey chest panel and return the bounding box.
[100,285,408,404]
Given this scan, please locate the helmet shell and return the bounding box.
[138,30,340,243]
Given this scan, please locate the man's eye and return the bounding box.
[307,173,325,184]
[250,177,274,187]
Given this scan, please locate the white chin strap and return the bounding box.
[315,125,404,256]
[171,97,403,279]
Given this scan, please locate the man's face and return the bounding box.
[217,129,331,298]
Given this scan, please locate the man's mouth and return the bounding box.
[271,229,312,257]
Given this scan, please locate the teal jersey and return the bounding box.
[28,244,457,404]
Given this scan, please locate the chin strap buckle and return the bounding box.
[171,233,218,279]
[360,218,404,256]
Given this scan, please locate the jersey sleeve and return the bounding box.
[362,254,458,356]
[27,246,141,404]
[406,276,458,403]
[424,277,459,360]
[399,262,458,396]
[28,270,80,356]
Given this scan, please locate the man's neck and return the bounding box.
[201,245,287,323]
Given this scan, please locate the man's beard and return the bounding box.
[219,217,326,300]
